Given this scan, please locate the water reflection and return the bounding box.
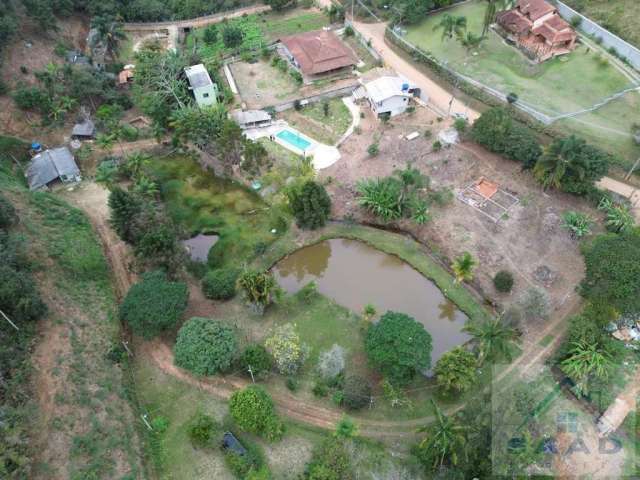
[272,239,471,362]
[182,234,219,262]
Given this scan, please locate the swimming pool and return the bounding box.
[276,129,312,151]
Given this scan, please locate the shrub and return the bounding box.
[286,376,299,391]
[367,143,379,156]
[203,24,218,45]
[342,375,371,410]
[432,140,442,151]
[229,385,284,440]
[202,267,240,300]
[434,346,477,394]
[288,180,331,230]
[365,311,432,385]
[317,344,346,380]
[453,117,468,133]
[305,437,353,480]
[174,317,238,375]
[13,86,47,110]
[471,107,542,168]
[290,69,303,84]
[344,25,355,37]
[242,344,272,378]
[518,287,550,323]
[151,416,170,434]
[0,79,8,96]
[237,270,278,315]
[506,92,518,104]
[312,382,329,397]
[562,211,593,238]
[222,25,244,49]
[0,193,17,228]
[0,264,47,323]
[187,412,218,447]
[493,270,514,293]
[119,271,189,339]
[264,323,309,375]
[580,232,640,316]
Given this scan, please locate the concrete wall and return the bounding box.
[554,1,640,70]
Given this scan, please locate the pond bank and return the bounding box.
[256,222,493,325]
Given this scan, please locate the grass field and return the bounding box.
[563,0,640,49]
[404,0,640,167]
[147,153,288,266]
[280,97,353,145]
[186,8,328,59]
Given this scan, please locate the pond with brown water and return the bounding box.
[272,238,471,363]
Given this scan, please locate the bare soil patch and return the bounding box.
[323,104,598,327]
[230,58,358,109]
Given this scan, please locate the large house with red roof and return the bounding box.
[279,30,357,79]
[496,0,577,62]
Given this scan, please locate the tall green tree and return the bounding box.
[289,181,332,230]
[463,317,518,365]
[533,135,610,194]
[91,15,126,59]
[434,346,477,394]
[365,311,432,385]
[108,187,142,243]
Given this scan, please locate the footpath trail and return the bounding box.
[67,181,580,440]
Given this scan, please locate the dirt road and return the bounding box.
[351,20,480,121]
[123,5,271,31]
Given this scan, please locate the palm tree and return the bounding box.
[124,152,151,180]
[533,136,587,190]
[433,14,467,42]
[133,176,159,197]
[458,31,483,51]
[598,197,635,233]
[482,0,498,37]
[463,317,518,366]
[91,15,126,60]
[417,400,467,470]
[451,252,477,283]
[561,341,613,395]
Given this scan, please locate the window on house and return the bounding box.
[203,93,209,98]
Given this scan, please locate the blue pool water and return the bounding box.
[277,129,312,150]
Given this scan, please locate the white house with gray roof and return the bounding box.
[184,64,218,108]
[354,76,420,117]
[26,147,81,191]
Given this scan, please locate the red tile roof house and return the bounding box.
[279,30,357,80]
[496,0,577,62]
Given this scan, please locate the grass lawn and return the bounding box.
[344,34,380,72]
[259,137,303,166]
[563,0,640,49]
[147,153,288,265]
[280,97,353,145]
[259,9,328,42]
[403,0,640,165]
[186,8,328,60]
